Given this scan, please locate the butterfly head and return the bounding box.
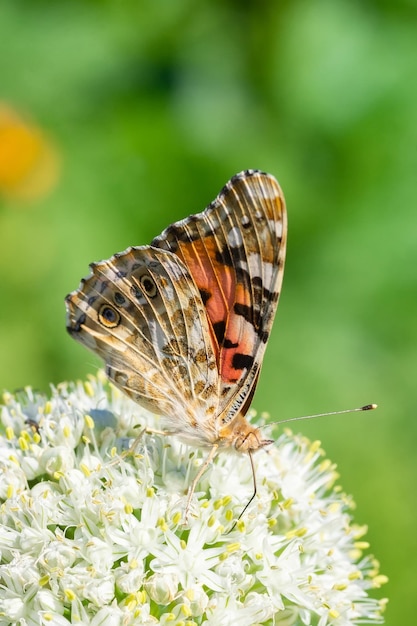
[219,414,273,453]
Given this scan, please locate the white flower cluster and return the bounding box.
[0,373,387,625]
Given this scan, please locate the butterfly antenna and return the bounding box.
[261,403,377,429]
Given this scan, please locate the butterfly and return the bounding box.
[65,169,287,521]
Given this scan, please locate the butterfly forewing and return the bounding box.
[151,170,287,424]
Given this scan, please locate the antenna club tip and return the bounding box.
[361,403,378,411]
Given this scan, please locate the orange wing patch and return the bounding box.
[177,237,257,384]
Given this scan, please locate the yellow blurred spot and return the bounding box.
[0,103,59,202]
[352,524,368,539]
[80,464,91,477]
[319,459,332,472]
[2,391,13,403]
[181,603,192,617]
[85,415,95,430]
[328,502,341,514]
[84,382,94,397]
[18,436,29,451]
[372,574,389,588]
[21,431,30,442]
[137,590,147,604]
[64,589,76,601]
[309,440,322,453]
[124,502,133,514]
[286,526,307,539]
[125,595,137,611]
[236,519,245,533]
[185,588,194,601]
[226,542,240,554]
[156,518,168,532]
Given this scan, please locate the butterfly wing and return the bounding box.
[66,246,221,441]
[151,169,287,425]
[66,170,286,443]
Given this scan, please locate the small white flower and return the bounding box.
[0,596,25,623]
[0,374,387,625]
[144,571,179,604]
[114,559,145,595]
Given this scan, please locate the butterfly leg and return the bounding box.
[184,443,219,523]
[115,426,172,463]
[138,426,174,437]
[225,450,258,532]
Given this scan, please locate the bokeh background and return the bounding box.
[1,1,416,622]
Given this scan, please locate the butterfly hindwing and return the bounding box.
[66,247,221,437]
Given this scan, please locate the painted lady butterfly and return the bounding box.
[65,169,287,519]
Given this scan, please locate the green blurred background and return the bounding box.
[1,0,416,622]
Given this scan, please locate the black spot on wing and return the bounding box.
[199,288,211,305]
[232,352,254,370]
[233,300,272,340]
[215,243,247,269]
[213,320,226,345]
[67,313,86,334]
[223,338,239,349]
[235,267,252,289]
[233,302,253,324]
[114,292,126,306]
[215,246,233,268]
[251,275,277,304]
[260,330,269,343]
